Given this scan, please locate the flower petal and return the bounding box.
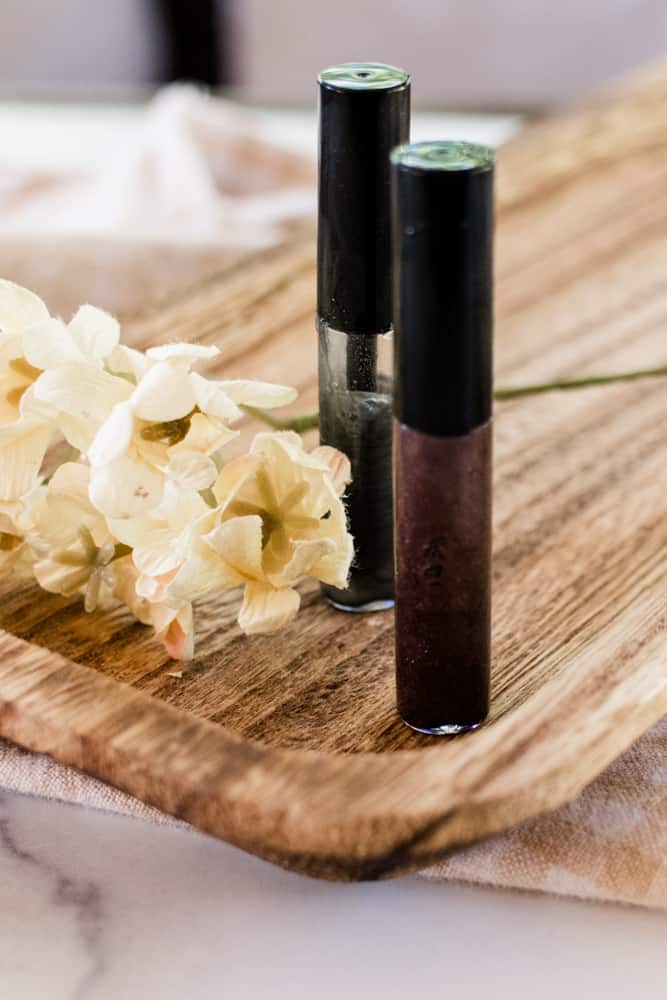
[0,280,50,337]
[135,570,176,604]
[88,401,135,466]
[33,558,90,597]
[131,361,197,422]
[172,411,238,456]
[0,421,51,500]
[106,344,149,382]
[107,512,160,549]
[157,479,210,529]
[212,454,263,507]
[17,381,55,423]
[150,601,194,660]
[34,462,110,550]
[311,530,354,589]
[0,502,22,534]
[0,497,36,576]
[265,537,333,588]
[112,555,152,625]
[108,484,208,548]
[48,460,91,501]
[166,450,217,491]
[167,532,241,601]
[33,364,132,450]
[190,372,243,423]
[89,454,164,518]
[238,582,300,635]
[251,430,331,472]
[133,533,184,578]
[247,432,345,518]
[203,515,264,581]
[22,318,85,369]
[310,446,351,496]
[67,305,120,361]
[146,343,220,363]
[221,380,297,410]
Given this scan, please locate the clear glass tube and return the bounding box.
[317,319,394,611]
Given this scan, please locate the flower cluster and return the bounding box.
[0,280,353,657]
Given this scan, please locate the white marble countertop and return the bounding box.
[1,788,665,1000]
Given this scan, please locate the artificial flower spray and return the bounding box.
[392,142,494,733]
[0,279,353,660]
[317,63,410,611]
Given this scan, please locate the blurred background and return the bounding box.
[2,0,666,107]
[0,0,665,317]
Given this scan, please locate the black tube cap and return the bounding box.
[392,141,494,436]
[318,63,410,335]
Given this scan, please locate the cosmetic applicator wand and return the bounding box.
[317,62,410,613]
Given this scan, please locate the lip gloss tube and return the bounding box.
[391,141,494,734]
[317,62,410,612]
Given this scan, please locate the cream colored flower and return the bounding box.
[163,431,353,635]
[0,421,53,502]
[0,279,128,498]
[149,600,195,660]
[106,479,211,659]
[0,282,354,659]
[31,462,130,612]
[108,510,195,660]
[87,342,297,519]
[0,282,53,500]
[0,487,43,576]
[109,479,210,598]
[0,281,50,426]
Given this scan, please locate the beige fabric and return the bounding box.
[0,85,315,246]
[0,717,664,907]
[423,717,667,908]
[0,87,664,908]
[0,84,315,319]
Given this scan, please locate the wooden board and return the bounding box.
[0,65,666,880]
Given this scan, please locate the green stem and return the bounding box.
[493,364,667,401]
[242,405,320,434]
[243,365,667,434]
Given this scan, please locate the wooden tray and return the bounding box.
[1,66,666,881]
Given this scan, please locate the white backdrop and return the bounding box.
[232,0,667,107]
[0,0,666,108]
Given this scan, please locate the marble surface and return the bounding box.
[1,789,665,1000]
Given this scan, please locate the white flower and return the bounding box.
[0,281,53,500]
[87,341,297,519]
[110,479,210,598]
[0,421,53,502]
[0,281,50,427]
[0,280,128,499]
[31,462,129,612]
[25,460,196,657]
[149,601,195,660]
[0,486,43,576]
[159,431,353,635]
[106,479,211,660]
[27,306,133,452]
[0,281,356,659]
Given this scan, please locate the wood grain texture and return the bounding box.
[0,65,666,880]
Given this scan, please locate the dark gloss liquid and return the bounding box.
[394,419,492,733]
